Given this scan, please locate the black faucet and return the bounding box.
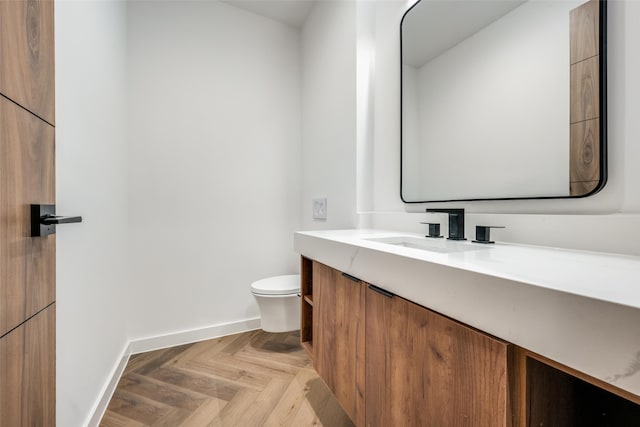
[426,208,466,240]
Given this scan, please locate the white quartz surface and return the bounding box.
[297,229,640,310]
[294,229,640,397]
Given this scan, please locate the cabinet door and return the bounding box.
[0,0,55,124]
[313,262,365,426]
[366,287,510,427]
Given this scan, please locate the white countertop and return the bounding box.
[294,229,640,397]
[296,229,640,310]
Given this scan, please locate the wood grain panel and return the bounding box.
[116,374,209,411]
[527,357,577,426]
[0,0,55,124]
[0,304,55,427]
[570,0,599,65]
[570,118,600,195]
[570,180,599,195]
[102,330,354,427]
[106,389,181,426]
[313,262,365,426]
[570,119,599,183]
[508,346,528,427]
[569,0,602,195]
[300,257,313,352]
[366,290,510,427]
[0,96,55,337]
[527,357,640,426]
[570,55,600,124]
[526,350,640,407]
[100,411,147,427]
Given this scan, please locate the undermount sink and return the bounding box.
[365,236,491,254]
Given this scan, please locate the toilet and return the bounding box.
[251,274,301,333]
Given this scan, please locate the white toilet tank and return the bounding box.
[251,275,300,333]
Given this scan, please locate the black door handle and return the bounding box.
[368,284,394,298]
[41,215,82,225]
[31,204,82,237]
[341,272,361,283]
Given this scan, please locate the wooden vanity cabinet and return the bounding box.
[366,285,511,427]
[312,261,366,427]
[304,260,511,426]
[300,258,640,426]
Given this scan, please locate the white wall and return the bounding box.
[620,0,640,212]
[126,1,302,339]
[401,63,422,201]
[57,2,303,424]
[356,1,376,217]
[55,2,130,426]
[301,0,358,230]
[365,0,640,255]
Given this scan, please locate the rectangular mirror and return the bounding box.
[400,0,607,202]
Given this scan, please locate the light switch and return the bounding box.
[312,198,327,220]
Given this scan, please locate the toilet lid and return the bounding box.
[251,274,300,295]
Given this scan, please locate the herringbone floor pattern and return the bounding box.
[100,330,354,426]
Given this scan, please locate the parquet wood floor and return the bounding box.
[100,330,355,427]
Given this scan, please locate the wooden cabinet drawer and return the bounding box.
[365,287,510,427]
[312,262,365,427]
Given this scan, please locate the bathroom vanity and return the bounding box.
[295,229,640,426]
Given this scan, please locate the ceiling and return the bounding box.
[222,0,316,28]
[402,0,526,68]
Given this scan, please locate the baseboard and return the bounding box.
[85,343,131,427]
[128,317,261,355]
[86,317,261,426]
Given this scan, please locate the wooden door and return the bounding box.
[0,306,55,425]
[366,287,510,427]
[0,96,55,338]
[0,0,55,124]
[0,1,56,425]
[313,262,365,426]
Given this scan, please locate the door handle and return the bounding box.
[368,284,394,298]
[31,204,82,237]
[40,214,82,225]
[341,272,361,283]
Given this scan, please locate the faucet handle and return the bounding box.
[473,225,505,244]
[420,222,443,239]
[426,208,465,240]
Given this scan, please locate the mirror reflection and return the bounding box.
[401,0,606,202]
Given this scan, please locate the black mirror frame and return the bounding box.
[399,0,607,203]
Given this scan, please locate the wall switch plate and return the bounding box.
[312,197,327,220]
